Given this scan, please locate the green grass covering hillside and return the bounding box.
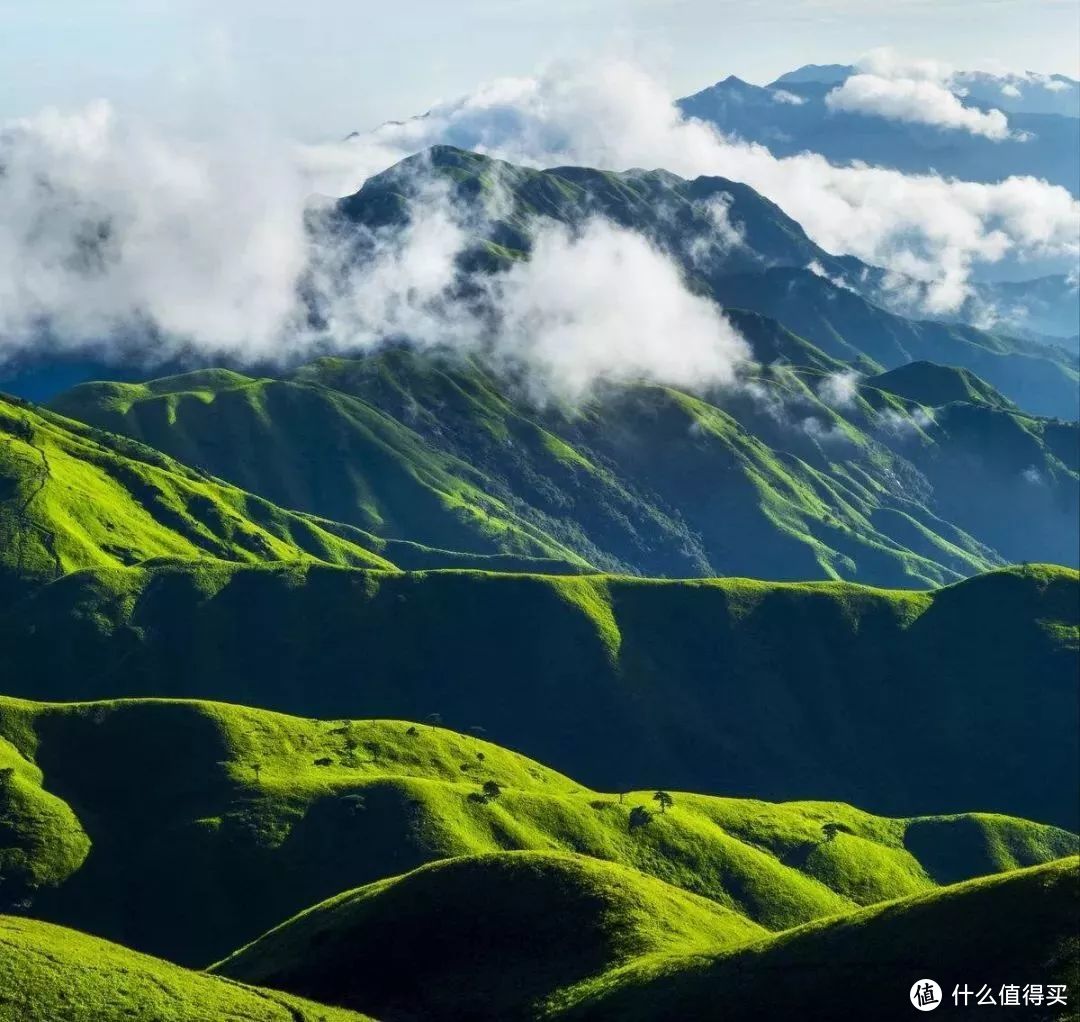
[212,852,765,1022]
[0,695,1073,967]
[0,392,400,590]
[1,561,1075,831]
[49,347,1029,586]
[0,916,372,1022]
[556,857,1080,1022]
[47,372,590,571]
[868,361,1018,410]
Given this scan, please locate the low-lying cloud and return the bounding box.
[825,74,1012,140]
[1,54,1078,390]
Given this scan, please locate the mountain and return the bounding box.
[338,147,1078,415]
[0,388,591,598]
[211,851,767,1021]
[0,692,1073,968]
[706,269,1079,420]
[680,72,1080,195]
[556,857,1080,1022]
[0,916,372,1022]
[48,338,1079,583]
[1,562,1076,831]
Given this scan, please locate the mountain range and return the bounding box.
[0,69,1077,1022]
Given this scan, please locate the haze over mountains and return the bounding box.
[0,48,1078,1022]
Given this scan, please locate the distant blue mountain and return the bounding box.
[678,72,1080,196]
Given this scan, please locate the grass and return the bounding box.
[0,694,1073,968]
[47,343,1068,589]
[0,561,1075,837]
[0,915,373,1021]
[553,857,1080,1021]
[211,851,767,1021]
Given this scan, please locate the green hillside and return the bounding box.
[0,916,372,1022]
[556,857,1080,1022]
[0,694,1073,967]
[0,391,398,591]
[709,268,1080,420]
[211,851,766,1022]
[868,361,1018,410]
[50,347,1042,586]
[1,561,1075,829]
[44,371,590,571]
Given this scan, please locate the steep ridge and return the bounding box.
[0,696,1072,967]
[0,391,398,592]
[1,565,1075,827]
[51,348,1063,586]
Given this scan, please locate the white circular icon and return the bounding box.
[910,979,942,1012]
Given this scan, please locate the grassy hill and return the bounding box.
[0,390,399,589]
[0,561,1075,830]
[49,348,1045,586]
[556,857,1080,1022]
[868,361,1018,411]
[0,390,593,598]
[0,915,372,1022]
[211,851,767,1021]
[0,694,1073,968]
[210,854,1080,1022]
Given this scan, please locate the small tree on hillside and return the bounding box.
[628,806,653,832]
[821,822,854,842]
[652,791,674,814]
[482,780,502,801]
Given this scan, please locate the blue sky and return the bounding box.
[2,0,1078,138]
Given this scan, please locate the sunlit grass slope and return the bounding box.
[555,857,1080,1022]
[46,370,591,571]
[211,851,767,1022]
[2,562,1075,830]
[0,391,399,589]
[0,695,1073,967]
[0,915,373,1022]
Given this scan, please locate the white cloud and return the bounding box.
[346,59,1075,311]
[816,369,861,409]
[1,54,1078,380]
[825,73,1012,140]
[1001,83,1022,99]
[772,90,806,106]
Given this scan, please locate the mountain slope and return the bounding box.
[0,390,400,593]
[708,269,1080,419]
[331,146,1079,419]
[0,916,372,1022]
[212,851,766,1022]
[557,857,1080,1022]
[48,349,1031,586]
[0,563,1075,835]
[0,693,1072,969]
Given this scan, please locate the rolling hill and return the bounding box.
[1,562,1075,832]
[0,695,1073,971]
[557,857,1080,1022]
[48,346,1077,585]
[0,915,373,1022]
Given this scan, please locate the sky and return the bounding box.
[2,0,1079,139]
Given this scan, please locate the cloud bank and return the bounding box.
[1,54,1078,390]
[825,74,1012,140]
